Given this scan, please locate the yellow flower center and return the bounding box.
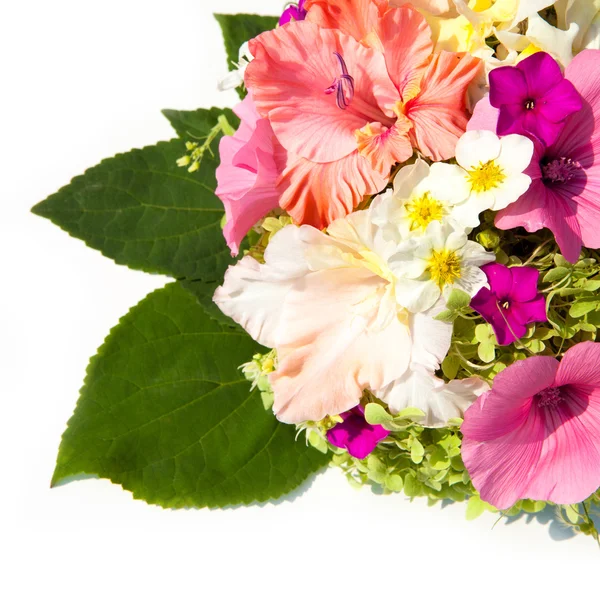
[428,249,462,289]
[467,160,506,193]
[405,192,445,231]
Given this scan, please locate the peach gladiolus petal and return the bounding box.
[278,152,388,229]
[405,51,482,160]
[378,6,433,101]
[271,267,411,423]
[246,21,397,164]
[355,118,413,173]
[214,224,413,424]
[304,0,388,43]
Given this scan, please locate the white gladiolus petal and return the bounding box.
[377,368,490,428]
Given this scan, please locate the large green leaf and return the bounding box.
[162,106,239,140]
[32,118,233,281]
[214,13,279,99]
[52,283,329,508]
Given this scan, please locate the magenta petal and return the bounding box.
[496,103,527,137]
[481,262,512,298]
[509,266,540,302]
[489,66,528,107]
[509,296,547,326]
[279,4,306,26]
[523,110,565,146]
[519,52,564,98]
[537,79,582,123]
[326,407,388,459]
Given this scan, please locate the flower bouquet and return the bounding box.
[34,0,600,540]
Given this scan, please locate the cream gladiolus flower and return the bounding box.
[214,210,455,425]
[454,130,534,224]
[389,220,494,313]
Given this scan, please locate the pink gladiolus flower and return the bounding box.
[462,342,600,510]
[215,96,287,255]
[326,405,389,459]
[279,0,307,26]
[468,50,600,264]
[470,263,547,346]
[489,52,582,147]
[245,0,481,229]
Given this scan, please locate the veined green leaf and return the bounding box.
[162,106,239,140]
[32,131,234,281]
[51,283,329,508]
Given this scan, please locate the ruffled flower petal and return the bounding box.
[405,51,482,160]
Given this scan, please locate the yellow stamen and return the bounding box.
[467,160,506,193]
[428,249,462,289]
[405,192,444,231]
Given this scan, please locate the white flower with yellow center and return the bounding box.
[452,129,533,226]
[373,158,497,238]
[389,220,495,313]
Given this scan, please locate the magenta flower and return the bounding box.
[470,263,546,346]
[279,0,307,26]
[326,405,389,460]
[489,52,582,147]
[469,50,600,263]
[461,342,600,509]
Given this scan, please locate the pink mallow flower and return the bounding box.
[489,52,582,147]
[279,0,307,26]
[215,96,287,255]
[469,50,600,263]
[327,405,389,459]
[462,342,600,510]
[470,263,546,346]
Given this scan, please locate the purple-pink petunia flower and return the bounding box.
[279,0,307,26]
[469,50,600,263]
[489,52,582,147]
[461,342,600,510]
[470,263,546,346]
[326,405,388,459]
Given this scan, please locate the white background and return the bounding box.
[2,1,599,598]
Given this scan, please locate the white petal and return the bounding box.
[452,264,489,299]
[409,301,453,372]
[378,368,489,427]
[392,158,430,198]
[455,130,501,171]
[426,163,471,205]
[491,173,532,211]
[461,240,496,267]
[526,13,576,67]
[217,70,244,91]
[495,134,534,176]
[395,278,441,313]
[214,226,318,347]
[449,195,491,228]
